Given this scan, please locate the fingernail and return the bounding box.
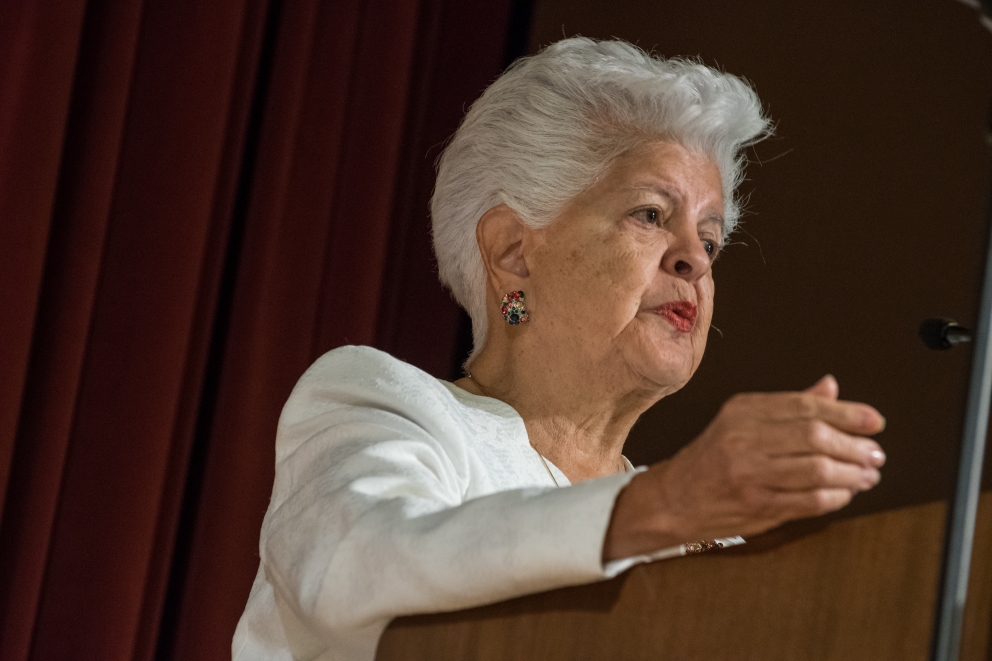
[869,449,886,467]
[865,411,885,431]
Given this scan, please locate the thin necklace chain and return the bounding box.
[535,451,561,487]
[464,373,624,487]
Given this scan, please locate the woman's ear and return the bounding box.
[476,204,531,294]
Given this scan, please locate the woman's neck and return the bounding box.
[456,339,663,483]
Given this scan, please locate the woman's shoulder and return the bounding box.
[285,346,520,419]
[298,344,433,388]
[281,346,446,419]
[271,346,467,460]
[276,346,527,462]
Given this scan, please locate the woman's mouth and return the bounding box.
[655,300,697,332]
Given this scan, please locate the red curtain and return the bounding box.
[0,0,519,659]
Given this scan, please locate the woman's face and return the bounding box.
[527,140,724,394]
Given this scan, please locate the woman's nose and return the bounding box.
[660,223,712,281]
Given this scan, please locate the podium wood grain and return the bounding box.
[377,492,992,661]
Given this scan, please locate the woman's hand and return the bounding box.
[603,375,886,562]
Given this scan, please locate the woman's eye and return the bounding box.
[702,238,720,259]
[632,208,660,225]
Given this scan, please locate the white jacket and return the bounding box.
[232,345,737,660]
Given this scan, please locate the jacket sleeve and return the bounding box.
[257,347,637,655]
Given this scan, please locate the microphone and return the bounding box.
[919,318,973,350]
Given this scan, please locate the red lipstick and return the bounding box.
[655,300,697,332]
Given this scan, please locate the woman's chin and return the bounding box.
[617,326,701,392]
[627,350,695,392]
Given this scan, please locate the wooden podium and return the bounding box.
[377,492,992,661]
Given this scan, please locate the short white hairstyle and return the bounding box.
[431,37,771,360]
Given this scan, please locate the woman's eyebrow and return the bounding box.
[629,182,678,202]
[701,213,725,227]
[700,214,726,242]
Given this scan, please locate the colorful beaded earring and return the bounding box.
[500,290,529,325]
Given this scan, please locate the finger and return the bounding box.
[761,419,886,468]
[760,455,880,492]
[767,487,855,520]
[803,374,838,400]
[743,391,886,435]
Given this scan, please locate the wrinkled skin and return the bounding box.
[455,140,886,558]
[527,140,720,398]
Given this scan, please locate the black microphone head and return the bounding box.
[919,318,956,350]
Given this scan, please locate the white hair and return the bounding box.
[431,37,771,360]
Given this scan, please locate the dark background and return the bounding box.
[1,1,990,659]
[530,0,992,519]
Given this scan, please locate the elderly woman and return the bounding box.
[233,38,886,660]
